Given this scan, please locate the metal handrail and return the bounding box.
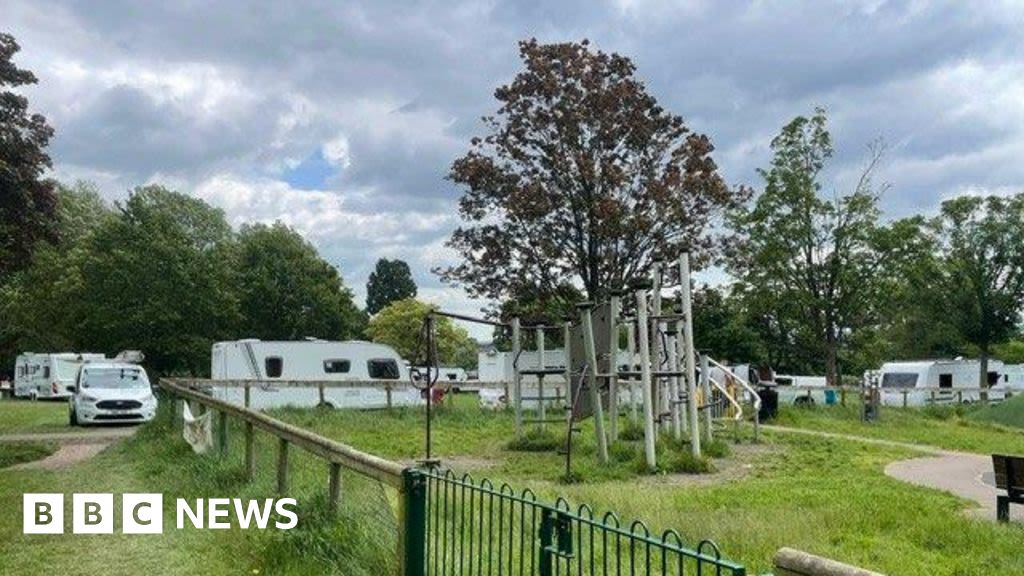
[706,357,762,412]
[707,375,744,421]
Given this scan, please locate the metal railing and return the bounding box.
[158,378,751,576]
[416,470,746,576]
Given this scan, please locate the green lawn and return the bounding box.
[2,395,1024,575]
[0,399,70,434]
[771,400,1024,454]
[0,442,57,468]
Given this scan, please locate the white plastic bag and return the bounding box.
[182,401,213,454]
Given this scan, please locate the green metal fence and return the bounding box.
[404,469,747,576]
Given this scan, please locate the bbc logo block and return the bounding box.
[24,493,163,534]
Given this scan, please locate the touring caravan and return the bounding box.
[209,339,421,410]
[14,352,106,399]
[876,359,1007,406]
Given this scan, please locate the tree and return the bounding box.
[0,182,111,372]
[365,258,417,315]
[690,285,763,365]
[0,33,58,280]
[439,39,744,305]
[727,109,887,386]
[77,186,239,375]
[236,222,364,340]
[931,194,1024,391]
[365,298,477,369]
[489,283,583,350]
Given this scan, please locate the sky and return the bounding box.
[6,0,1024,340]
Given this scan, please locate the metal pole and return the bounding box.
[512,317,523,439]
[580,304,609,464]
[635,290,657,469]
[608,293,620,441]
[563,320,572,413]
[536,326,546,432]
[680,253,700,457]
[701,353,714,441]
[425,314,435,460]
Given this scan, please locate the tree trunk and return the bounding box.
[979,347,989,403]
[824,336,840,389]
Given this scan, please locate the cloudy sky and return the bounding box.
[6,1,1024,338]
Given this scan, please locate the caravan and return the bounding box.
[876,359,1007,406]
[209,339,421,410]
[14,352,106,399]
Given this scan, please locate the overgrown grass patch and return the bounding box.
[0,399,69,434]
[0,442,57,468]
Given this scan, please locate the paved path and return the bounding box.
[765,424,1022,522]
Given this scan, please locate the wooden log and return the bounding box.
[774,547,884,576]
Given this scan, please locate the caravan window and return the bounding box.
[42,366,50,379]
[265,357,283,378]
[881,373,918,389]
[323,359,351,374]
[368,359,400,380]
[939,374,952,389]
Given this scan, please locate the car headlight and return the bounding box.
[78,395,99,404]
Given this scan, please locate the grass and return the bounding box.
[771,400,1024,454]
[966,393,1024,431]
[4,394,1024,575]
[0,442,57,468]
[0,398,70,434]
[0,402,399,576]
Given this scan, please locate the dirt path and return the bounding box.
[0,427,138,470]
[765,424,1022,522]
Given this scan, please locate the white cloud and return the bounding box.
[322,134,352,169]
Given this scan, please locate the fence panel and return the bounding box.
[420,470,746,576]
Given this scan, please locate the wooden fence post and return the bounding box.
[245,422,255,481]
[277,439,289,494]
[328,462,342,514]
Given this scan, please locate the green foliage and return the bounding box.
[365,299,477,368]
[236,222,364,340]
[76,185,240,375]
[965,393,1024,430]
[0,33,58,280]
[0,442,56,468]
[365,258,417,315]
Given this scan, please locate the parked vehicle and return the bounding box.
[876,359,1007,406]
[209,339,420,410]
[69,362,158,425]
[14,352,106,400]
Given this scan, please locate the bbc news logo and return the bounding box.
[24,493,298,534]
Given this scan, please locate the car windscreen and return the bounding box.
[81,368,150,389]
[881,372,918,389]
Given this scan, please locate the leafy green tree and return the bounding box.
[365,258,417,315]
[440,39,745,304]
[727,109,887,385]
[78,185,239,375]
[0,182,111,371]
[236,222,364,340]
[931,194,1024,391]
[691,285,763,365]
[365,298,477,369]
[0,33,58,280]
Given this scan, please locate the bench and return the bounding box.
[992,454,1024,522]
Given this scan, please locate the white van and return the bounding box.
[209,339,420,410]
[69,362,158,425]
[14,353,106,399]
[876,359,1006,406]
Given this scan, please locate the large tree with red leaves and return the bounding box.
[439,39,744,303]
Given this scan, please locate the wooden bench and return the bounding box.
[992,454,1024,522]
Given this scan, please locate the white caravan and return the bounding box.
[14,352,106,399]
[876,359,1007,406]
[209,339,421,410]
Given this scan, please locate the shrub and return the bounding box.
[506,429,562,452]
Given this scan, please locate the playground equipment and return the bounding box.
[417,252,762,472]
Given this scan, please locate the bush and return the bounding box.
[618,421,645,441]
[703,438,732,458]
[665,451,715,474]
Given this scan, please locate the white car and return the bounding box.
[69,362,158,426]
